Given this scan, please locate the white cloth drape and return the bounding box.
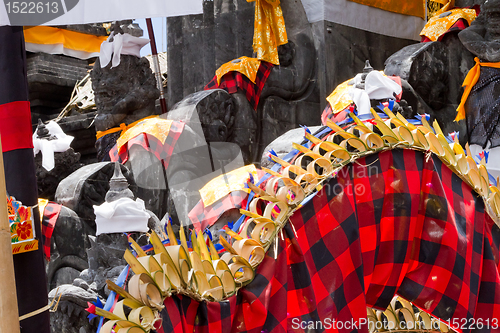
[94,197,150,235]
[99,33,150,68]
[348,71,402,115]
[32,121,74,171]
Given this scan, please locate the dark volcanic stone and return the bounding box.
[35,148,83,201]
[54,162,137,228]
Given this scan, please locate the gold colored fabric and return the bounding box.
[216,57,261,85]
[199,165,258,207]
[347,0,425,19]
[427,1,443,18]
[455,58,500,121]
[420,8,476,42]
[117,117,173,151]
[38,199,49,223]
[95,115,157,140]
[24,26,107,53]
[326,79,353,114]
[247,0,287,65]
[431,0,454,15]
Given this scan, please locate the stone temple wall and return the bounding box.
[166,0,416,156]
[166,0,416,110]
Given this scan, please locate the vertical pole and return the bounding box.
[0,133,20,333]
[0,25,50,333]
[146,18,168,114]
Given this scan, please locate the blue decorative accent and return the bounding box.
[489,173,497,187]
[388,99,395,111]
[97,265,129,333]
[476,151,490,164]
[300,124,311,135]
[232,215,245,232]
[205,228,213,241]
[415,113,430,122]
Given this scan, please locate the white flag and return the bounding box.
[1,0,203,26]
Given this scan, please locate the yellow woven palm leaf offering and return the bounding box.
[102,108,500,331]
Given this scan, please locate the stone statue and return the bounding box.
[459,0,500,62]
[34,119,83,200]
[120,90,246,226]
[457,0,500,177]
[384,14,476,142]
[223,0,319,161]
[167,0,319,164]
[91,54,160,161]
[48,163,162,333]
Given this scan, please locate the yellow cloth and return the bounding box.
[216,57,261,85]
[431,0,454,14]
[116,117,173,151]
[247,0,287,65]
[24,26,107,53]
[432,0,452,5]
[38,199,49,223]
[420,8,476,42]
[95,115,158,140]
[199,165,258,207]
[326,79,353,114]
[347,0,425,19]
[456,58,500,121]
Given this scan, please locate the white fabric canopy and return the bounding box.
[0,0,203,26]
[301,0,425,41]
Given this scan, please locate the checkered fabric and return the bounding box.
[188,190,249,232]
[41,202,61,261]
[160,148,500,333]
[204,61,273,110]
[109,121,185,169]
[321,104,353,126]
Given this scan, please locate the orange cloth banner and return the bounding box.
[23,26,107,53]
[347,0,425,19]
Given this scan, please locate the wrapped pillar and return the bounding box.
[0,26,50,333]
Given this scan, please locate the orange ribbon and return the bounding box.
[95,115,158,140]
[455,57,500,121]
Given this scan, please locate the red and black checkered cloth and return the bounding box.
[204,61,274,110]
[160,148,500,332]
[41,202,62,261]
[109,121,185,169]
